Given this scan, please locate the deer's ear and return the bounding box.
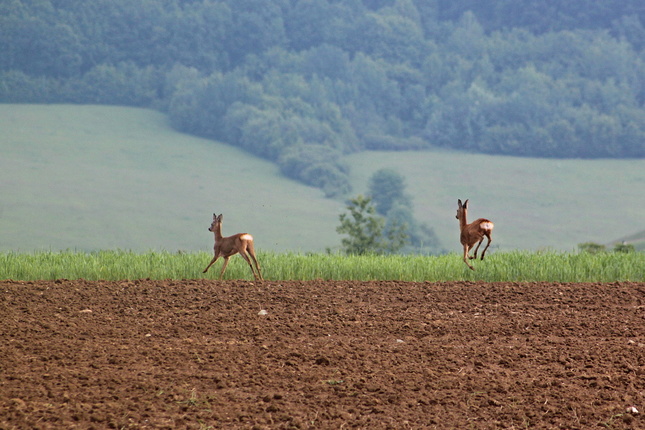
[212,213,217,219]
[217,214,223,221]
[463,199,469,208]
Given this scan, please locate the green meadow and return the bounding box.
[0,104,343,253]
[1,104,644,254]
[345,151,645,252]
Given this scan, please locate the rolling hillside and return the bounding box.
[1,104,644,253]
[345,151,645,252]
[0,104,343,253]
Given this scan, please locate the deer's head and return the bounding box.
[209,213,223,232]
[456,199,469,220]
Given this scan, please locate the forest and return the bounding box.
[1,0,644,196]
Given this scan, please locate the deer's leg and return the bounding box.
[463,246,475,270]
[238,248,260,281]
[472,237,485,259]
[247,242,263,281]
[203,254,219,273]
[219,256,231,279]
[480,233,492,260]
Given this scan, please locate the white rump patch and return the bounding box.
[481,222,494,231]
[240,234,253,241]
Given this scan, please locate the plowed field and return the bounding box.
[1,280,644,429]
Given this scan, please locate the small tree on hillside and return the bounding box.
[366,168,443,254]
[367,168,412,215]
[578,242,606,254]
[336,195,407,255]
[613,242,635,253]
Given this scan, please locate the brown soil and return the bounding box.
[1,280,644,429]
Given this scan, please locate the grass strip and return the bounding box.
[0,250,642,282]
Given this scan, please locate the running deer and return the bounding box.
[203,213,263,280]
[456,199,494,270]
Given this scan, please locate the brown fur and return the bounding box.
[203,214,263,280]
[456,199,494,270]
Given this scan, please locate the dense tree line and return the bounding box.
[2,0,644,195]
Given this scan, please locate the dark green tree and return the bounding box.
[386,202,443,254]
[336,195,407,255]
[278,142,351,197]
[367,168,412,215]
[613,243,635,253]
[222,0,288,65]
[578,242,606,254]
[367,168,443,254]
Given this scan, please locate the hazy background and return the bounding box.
[1,0,643,253]
[2,104,643,253]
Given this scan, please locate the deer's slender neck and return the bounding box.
[213,224,223,241]
[459,210,468,230]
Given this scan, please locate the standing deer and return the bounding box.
[203,213,263,280]
[456,199,494,270]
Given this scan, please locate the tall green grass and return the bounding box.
[0,250,642,282]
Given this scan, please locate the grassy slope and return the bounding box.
[344,150,645,251]
[2,104,643,253]
[0,104,343,253]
